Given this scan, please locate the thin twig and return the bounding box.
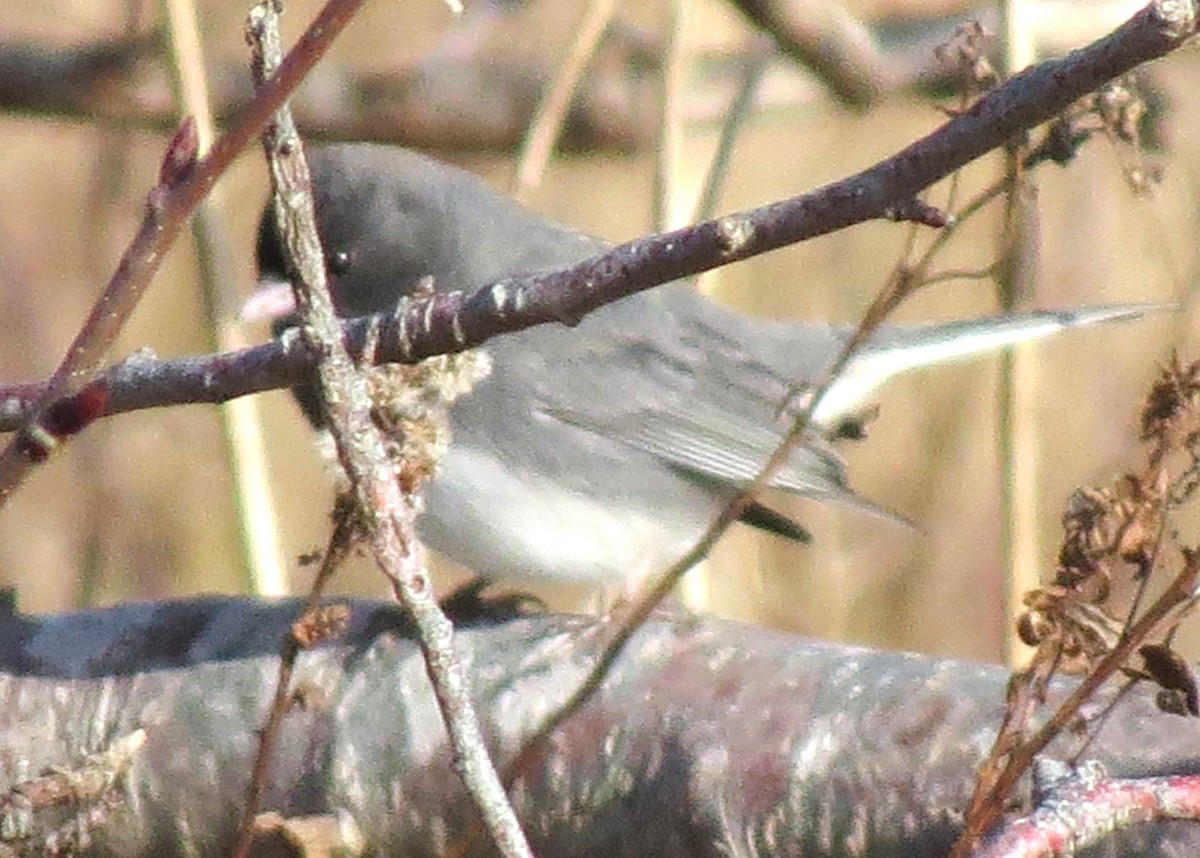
[248,6,532,857]
[0,2,1191,432]
[0,729,146,854]
[0,0,371,504]
[230,500,357,858]
[499,267,913,795]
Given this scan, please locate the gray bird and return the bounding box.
[251,144,1153,590]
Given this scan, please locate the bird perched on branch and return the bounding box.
[249,144,1155,591]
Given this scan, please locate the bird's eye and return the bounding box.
[328,250,353,274]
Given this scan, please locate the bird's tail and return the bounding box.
[813,303,1168,423]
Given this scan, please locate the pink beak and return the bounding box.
[241,276,299,322]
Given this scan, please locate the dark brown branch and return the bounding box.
[0,0,1191,434]
[725,0,888,106]
[451,0,1189,348]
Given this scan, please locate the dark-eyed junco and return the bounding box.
[250,144,1155,590]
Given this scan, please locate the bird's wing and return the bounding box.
[525,294,891,517]
[537,383,912,529]
[543,399,846,496]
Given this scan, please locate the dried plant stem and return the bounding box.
[997,226,1042,668]
[996,0,1044,669]
[162,0,288,596]
[653,0,688,232]
[692,45,770,223]
[953,554,1200,856]
[230,504,355,858]
[512,0,618,197]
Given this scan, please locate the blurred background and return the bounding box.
[0,0,1195,662]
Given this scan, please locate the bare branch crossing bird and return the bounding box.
[251,145,1158,589]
